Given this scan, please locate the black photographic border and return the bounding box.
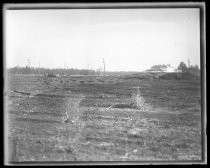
[2,2,206,165]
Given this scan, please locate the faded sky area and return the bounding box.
[5,8,200,71]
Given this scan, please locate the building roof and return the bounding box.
[146,64,177,72]
[151,64,168,69]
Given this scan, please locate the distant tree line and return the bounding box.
[177,61,200,74]
[6,66,142,76]
[6,66,98,76]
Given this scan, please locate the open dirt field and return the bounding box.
[5,74,202,163]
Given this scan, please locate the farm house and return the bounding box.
[146,64,180,73]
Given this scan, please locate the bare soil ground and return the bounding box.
[5,74,202,162]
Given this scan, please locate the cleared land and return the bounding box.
[6,74,202,162]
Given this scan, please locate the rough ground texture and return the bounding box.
[6,75,202,163]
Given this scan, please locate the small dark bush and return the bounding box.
[112,103,136,109]
[180,71,200,80]
[159,73,180,80]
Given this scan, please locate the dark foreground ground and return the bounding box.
[5,74,202,163]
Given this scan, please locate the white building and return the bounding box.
[146,64,180,73]
[165,65,177,72]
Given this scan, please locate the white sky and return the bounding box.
[5,8,200,71]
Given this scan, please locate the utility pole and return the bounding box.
[27,58,30,68]
[87,63,90,75]
[63,61,66,75]
[27,58,31,74]
[102,58,105,76]
[39,62,40,76]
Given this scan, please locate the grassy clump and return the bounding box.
[133,87,145,109]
